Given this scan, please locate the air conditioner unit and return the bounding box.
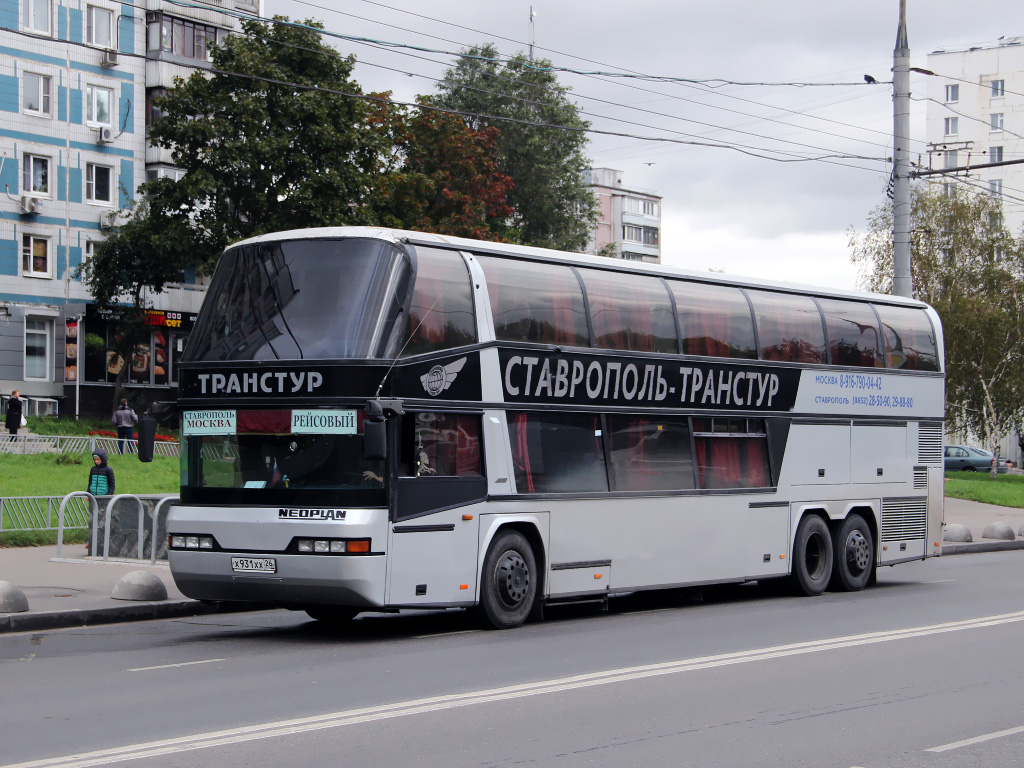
[100,49,118,68]
[98,127,114,144]
[100,211,118,231]
[19,196,40,215]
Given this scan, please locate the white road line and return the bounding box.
[126,659,226,673]
[921,579,956,584]
[7,610,1024,768]
[926,725,1024,752]
[413,630,481,639]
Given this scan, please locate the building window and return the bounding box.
[25,318,51,380]
[84,240,98,263]
[990,113,1004,131]
[146,12,221,61]
[944,117,958,136]
[642,199,659,216]
[988,211,1002,229]
[23,72,52,116]
[145,87,167,127]
[990,179,1002,197]
[944,150,958,169]
[86,163,113,204]
[85,85,113,126]
[86,5,113,48]
[22,154,50,196]
[23,0,50,35]
[21,234,51,277]
[944,84,959,102]
[990,146,1003,164]
[991,80,1005,98]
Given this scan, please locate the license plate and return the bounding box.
[231,557,276,573]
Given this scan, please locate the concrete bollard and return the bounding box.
[111,571,168,602]
[981,522,1015,541]
[942,524,973,543]
[0,581,30,613]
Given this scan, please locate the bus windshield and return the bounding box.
[184,238,412,362]
[180,408,386,506]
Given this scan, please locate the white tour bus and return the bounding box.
[167,227,945,629]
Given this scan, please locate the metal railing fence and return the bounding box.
[0,434,179,457]
[0,494,93,531]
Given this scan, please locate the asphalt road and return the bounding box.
[3,552,1024,768]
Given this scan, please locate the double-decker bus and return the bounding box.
[166,227,944,629]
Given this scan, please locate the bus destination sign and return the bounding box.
[499,350,801,412]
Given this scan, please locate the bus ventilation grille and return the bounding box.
[880,497,928,541]
[913,468,928,489]
[917,423,944,465]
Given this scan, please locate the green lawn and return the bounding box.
[26,416,177,439]
[943,471,1024,508]
[0,453,179,498]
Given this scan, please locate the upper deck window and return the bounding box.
[818,298,883,368]
[184,238,411,362]
[748,290,827,364]
[580,269,676,353]
[672,281,756,359]
[874,305,940,371]
[399,247,477,357]
[478,256,589,347]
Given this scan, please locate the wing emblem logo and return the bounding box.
[420,357,467,396]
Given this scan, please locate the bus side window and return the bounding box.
[671,281,757,359]
[507,412,608,493]
[606,415,696,491]
[818,298,883,368]
[477,256,589,346]
[748,290,827,364]
[400,413,482,477]
[873,305,940,371]
[400,247,477,357]
[692,417,772,490]
[580,269,677,353]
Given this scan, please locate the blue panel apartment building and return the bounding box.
[0,0,261,418]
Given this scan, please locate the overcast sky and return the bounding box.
[270,0,1015,290]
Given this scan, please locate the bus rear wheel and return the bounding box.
[478,530,537,630]
[830,514,874,592]
[305,607,360,626]
[791,515,833,596]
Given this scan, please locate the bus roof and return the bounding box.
[229,226,930,310]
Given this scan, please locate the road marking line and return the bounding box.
[8,610,1024,768]
[126,659,225,673]
[926,725,1024,752]
[413,630,481,639]
[921,579,956,584]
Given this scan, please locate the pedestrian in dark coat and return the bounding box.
[87,449,116,496]
[5,390,23,437]
[111,399,138,454]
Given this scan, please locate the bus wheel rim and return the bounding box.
[846,531,871,572]
[497,550,529,605]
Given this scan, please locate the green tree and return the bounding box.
[147,15,384,267]
[850,184,1024,472]
[432,45,597,251]
[370,98,514,240]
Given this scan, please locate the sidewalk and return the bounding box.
[2,499,1023,633]
[0,544,271,633]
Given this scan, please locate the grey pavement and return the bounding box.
[1,497,1022,633]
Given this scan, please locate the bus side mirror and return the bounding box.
[364,418,386,460]
[138,416,157,463]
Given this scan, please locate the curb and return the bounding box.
[941,540,1024,556]
[0,600,275,634]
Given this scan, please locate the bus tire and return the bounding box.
[305,607,360,626]
[830,514,874,592]
[477,530,537,630]
[790,515,833,596]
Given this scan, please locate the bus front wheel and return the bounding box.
[478,530,537,630]
[791,515,833,596]
[830,514,874,592]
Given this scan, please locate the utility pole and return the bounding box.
[528,7,537,62]
[892,0,913,298]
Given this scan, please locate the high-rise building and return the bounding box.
[585,168,662,263]
[0,0,262,418]
[925,37,1023,235]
